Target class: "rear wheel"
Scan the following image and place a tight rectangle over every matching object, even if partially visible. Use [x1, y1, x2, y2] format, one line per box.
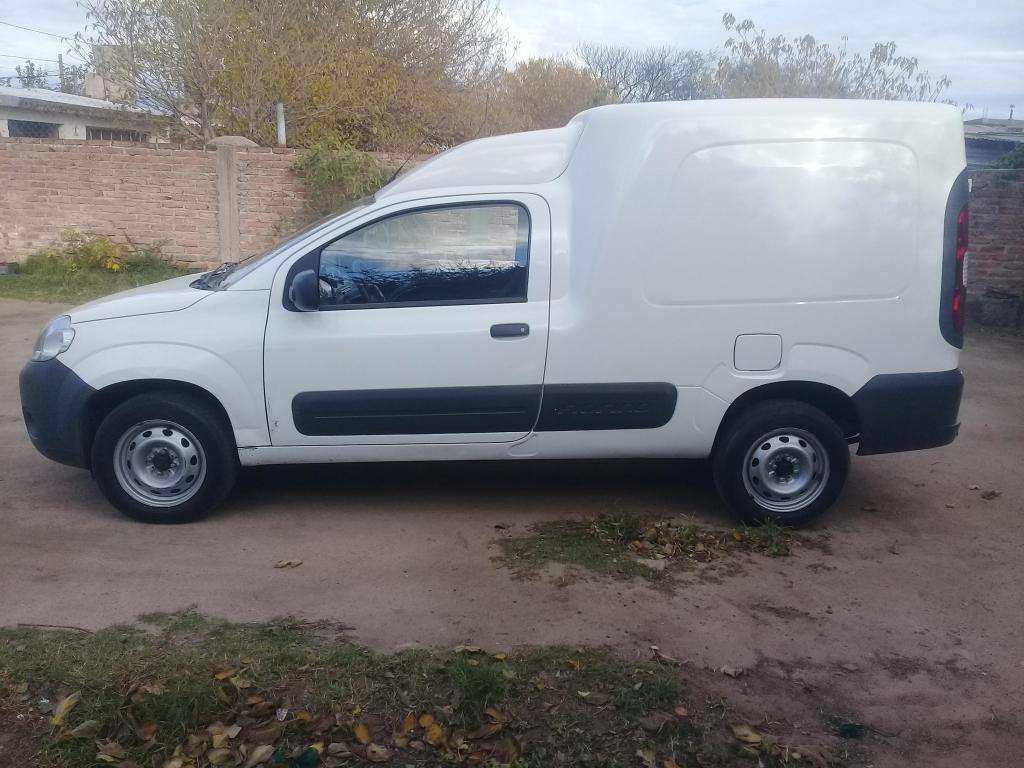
[91, 391, 237, 524]
[713, 400, 849, 527]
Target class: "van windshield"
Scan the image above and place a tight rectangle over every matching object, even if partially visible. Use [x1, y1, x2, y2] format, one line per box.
[194, 197, 376, 290]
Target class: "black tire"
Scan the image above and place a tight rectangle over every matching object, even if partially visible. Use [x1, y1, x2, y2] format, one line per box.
[91, 391, 238, 524]
[712, 399, 849, 527]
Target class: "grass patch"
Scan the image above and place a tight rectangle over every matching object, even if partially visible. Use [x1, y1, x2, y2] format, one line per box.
[0, 232, 192, 304]
[0, 612, 828, 768]
[494, 515, 807, 582]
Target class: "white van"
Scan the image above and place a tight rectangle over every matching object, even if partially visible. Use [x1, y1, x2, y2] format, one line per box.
[20, 100, 967, 526]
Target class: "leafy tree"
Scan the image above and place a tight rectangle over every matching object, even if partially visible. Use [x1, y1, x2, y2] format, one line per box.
[576, 43, 715, 102]
[487, 57, 612, 133]
[15, 61, 51, 89]
[991, 144, 1024, 169]
[57, 60, 88, 95]
[713, 13, 951, 100]
[78, 0, 510, 147]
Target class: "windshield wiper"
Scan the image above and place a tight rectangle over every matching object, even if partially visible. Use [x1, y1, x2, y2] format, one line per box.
[191, 261, 236, 290]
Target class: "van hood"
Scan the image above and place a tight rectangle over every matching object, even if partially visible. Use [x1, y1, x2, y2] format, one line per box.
[69, 273, 212, 323]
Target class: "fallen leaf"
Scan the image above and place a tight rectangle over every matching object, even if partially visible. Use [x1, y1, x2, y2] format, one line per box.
[207, 748, 231, 765]
[663, 761, 683, 768]
[418, 713, 435, 729]
[161, 759, 184, 768]
[366, 744, 391, 762]
[96, 740, 127, 760]
[214, 669, 238, 681]
[248, 722, 284, 744]
[424, 722, 445, 746]
[274, 559, 303, 568]
[453, 645, 481, 654]
[401, 711, 416, 733]
[636, 747, 657, 768]
[968, 484, 980, 491]
[468, 722, 502, 740]
[731, 724, 762, 744]
[327, 742, 351, 756]
[672, 706, 688, 719]
[484, 707, 509, 723]
[354, 723, 372, 745]
[244, 744, 275, 767]
[492, 652, 507, 661]
[981, 490, 1002, 500]
[226, 724, 242, 739]
[211, 733, 228, 749]
[50, 691, 81, 726]
[582, 691, 610, 707]
[69, 720, 101, 738]
[638, 712, 673, 733]
[650, 646, 680, 665]
[720, 666, 743, 678]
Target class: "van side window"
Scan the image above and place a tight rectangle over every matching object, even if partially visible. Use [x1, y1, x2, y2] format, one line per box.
[318, 203, 529, 308]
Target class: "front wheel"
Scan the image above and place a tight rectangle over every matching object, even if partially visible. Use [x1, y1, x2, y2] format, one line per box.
[712, 400, 849, 527]
[91, 391, 238, 524]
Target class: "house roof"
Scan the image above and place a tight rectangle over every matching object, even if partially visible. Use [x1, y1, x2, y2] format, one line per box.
[0, 85, 163, 121]
[963, 117, 1024, 144]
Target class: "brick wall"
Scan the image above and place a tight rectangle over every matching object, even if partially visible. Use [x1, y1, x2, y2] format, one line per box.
[969, 169, 1024, 327]
[0, 137, 309, 267]
[236, 147, 308, 259]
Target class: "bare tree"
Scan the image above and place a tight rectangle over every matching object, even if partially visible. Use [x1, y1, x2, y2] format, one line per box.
[713, 13, 951, 101]
[576, 43, 715, 102]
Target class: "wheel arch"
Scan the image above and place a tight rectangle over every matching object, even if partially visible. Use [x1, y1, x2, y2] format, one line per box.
[80, 379, 236, 467]
[713, 380, 860, 456]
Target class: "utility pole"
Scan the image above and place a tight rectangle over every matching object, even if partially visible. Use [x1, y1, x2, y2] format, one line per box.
[57, 54, 65, 93]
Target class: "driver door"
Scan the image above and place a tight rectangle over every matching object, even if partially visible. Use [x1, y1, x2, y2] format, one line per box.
[263, 193, 551, 446]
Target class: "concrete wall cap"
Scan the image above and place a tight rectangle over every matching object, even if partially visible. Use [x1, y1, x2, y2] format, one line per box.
[208, 136, 259, 147]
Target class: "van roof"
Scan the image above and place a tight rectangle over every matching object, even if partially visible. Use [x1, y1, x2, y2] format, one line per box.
[382, 99, 961, 197]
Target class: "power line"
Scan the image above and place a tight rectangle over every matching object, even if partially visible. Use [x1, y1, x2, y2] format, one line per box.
[0, 52, 61, 62]
[0, 19, 71, 39]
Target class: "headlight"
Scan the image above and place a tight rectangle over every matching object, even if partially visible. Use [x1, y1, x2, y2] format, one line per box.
[31, 315, 75, 362]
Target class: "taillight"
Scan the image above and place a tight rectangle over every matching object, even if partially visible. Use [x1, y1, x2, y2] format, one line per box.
[952, 204, 968, 333]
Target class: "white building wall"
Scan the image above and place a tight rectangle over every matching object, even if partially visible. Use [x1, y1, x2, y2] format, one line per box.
[0, 106, 155, 140]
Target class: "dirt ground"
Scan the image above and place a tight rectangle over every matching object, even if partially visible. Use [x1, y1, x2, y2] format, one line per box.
[1, 297, 1022, 767]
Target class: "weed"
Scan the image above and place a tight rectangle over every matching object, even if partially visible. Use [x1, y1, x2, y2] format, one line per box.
[494, 514, 809, 583]
[0, 231, 191, 304]
[0, 613, 826, 768]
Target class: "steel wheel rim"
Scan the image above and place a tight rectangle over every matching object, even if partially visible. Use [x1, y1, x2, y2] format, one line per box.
[742, 428, 830, 513]
[113, 420, 206, 507]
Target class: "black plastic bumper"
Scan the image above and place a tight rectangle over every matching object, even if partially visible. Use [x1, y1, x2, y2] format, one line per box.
[19, 357, 95, 468]
[852, 369, 964, 456]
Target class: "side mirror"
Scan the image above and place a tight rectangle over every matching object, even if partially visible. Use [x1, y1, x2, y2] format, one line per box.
[289, 268, 319, 312]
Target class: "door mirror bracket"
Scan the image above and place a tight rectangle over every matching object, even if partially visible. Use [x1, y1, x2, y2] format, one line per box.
[289, 269, 319, 312]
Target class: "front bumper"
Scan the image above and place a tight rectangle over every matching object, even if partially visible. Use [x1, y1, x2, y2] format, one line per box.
[852, 369, 964, 456]
[19, 357, 96, 468]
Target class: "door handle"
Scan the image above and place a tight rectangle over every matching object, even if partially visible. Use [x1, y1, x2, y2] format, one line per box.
[490, 323, 530, 339]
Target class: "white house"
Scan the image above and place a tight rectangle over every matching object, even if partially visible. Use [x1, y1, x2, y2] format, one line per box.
[0, 86, 164, 142]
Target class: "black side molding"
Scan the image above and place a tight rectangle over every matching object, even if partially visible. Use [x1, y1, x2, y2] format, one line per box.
[291, 382, 678, 436]
[537, 383, 678, 431]
[852, 369, 964, 455]
[293, 385, 542, 436]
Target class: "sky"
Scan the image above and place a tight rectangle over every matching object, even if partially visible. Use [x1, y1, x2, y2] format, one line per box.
[1, 0, 1021, 118]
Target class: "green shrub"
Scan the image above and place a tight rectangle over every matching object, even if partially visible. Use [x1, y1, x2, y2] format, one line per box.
[991, 143, 1024, 169]
[1, 231, 189, 303]
[20, 231, 167, 276]
[292, 143, 396, 220]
